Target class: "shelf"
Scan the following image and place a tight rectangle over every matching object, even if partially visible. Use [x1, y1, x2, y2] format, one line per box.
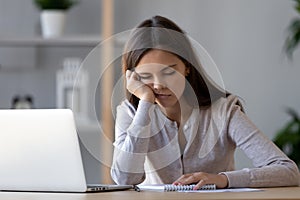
[0, 35, 126, 47]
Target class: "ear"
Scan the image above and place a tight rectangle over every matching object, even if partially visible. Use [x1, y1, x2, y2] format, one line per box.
[185, 67, 190, 76]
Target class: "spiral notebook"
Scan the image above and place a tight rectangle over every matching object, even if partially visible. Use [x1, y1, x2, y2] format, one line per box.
[137, 184, 216, 192]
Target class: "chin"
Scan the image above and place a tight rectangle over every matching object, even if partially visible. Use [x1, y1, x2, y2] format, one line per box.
[156, 99, 178, 109]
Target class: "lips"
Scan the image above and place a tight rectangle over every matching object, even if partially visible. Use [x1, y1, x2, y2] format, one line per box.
[155, 93, 171, 99]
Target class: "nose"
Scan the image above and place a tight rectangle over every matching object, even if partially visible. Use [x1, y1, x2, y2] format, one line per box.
[152, 76, 166, 90]
[153, 83, 164, 90]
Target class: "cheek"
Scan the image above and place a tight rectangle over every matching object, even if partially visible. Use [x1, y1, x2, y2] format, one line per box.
[166, 75, 186, 97]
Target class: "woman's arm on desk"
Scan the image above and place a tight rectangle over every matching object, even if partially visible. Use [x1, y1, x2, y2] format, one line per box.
[220, 104, 300, 188]
[173, 102, 300, 188]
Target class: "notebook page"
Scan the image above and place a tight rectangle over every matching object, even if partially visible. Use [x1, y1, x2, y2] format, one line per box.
[178, 188, 263, 193]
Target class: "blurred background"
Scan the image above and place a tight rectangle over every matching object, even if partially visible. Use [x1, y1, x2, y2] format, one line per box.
[0, 0, 299, 183]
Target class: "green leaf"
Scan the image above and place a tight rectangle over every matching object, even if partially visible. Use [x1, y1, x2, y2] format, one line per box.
[284, 0, 300, 58]
[33, 0, 78, 10]
[284, 18, 300, 58]
[274, 108, 300, 167]
[286, 107, 300, 122]
[294, 0, 300, 14]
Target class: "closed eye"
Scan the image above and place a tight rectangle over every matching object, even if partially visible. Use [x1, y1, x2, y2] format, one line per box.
[138, 73, 152, 79]
[162, 64, 177, 75]
[162, 69, 176, 75]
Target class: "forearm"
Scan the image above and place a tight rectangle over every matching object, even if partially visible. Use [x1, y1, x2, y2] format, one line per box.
[111, 126, 150, 185]
[222, 162, 300, 188]
[111, 146, 147, 185]
[111, 100, 156, 184]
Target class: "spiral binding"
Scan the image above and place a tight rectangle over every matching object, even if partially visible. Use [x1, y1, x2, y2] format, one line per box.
[164, 184, 216, 191]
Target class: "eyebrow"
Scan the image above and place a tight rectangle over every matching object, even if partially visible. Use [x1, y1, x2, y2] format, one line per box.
[162, 64, 177, 69]
[167, 64, 177, 68]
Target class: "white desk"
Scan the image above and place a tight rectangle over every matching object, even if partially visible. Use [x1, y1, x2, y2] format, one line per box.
[0, 187, 299, 200]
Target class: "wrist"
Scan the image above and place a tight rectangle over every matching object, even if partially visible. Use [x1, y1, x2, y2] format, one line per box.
[141, 93, 155, 103]
[218, 174, 228, 188]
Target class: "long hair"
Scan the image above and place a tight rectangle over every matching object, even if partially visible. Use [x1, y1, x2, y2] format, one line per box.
[122, 15, 229, 109]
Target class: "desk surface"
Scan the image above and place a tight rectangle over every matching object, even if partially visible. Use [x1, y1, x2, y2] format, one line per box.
[0, 187, 299, 200]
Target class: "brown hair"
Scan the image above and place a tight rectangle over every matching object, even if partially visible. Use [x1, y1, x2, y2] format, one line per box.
[122, 15, 229, 109]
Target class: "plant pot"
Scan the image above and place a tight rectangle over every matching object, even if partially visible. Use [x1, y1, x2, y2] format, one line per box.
[40, 10, 66, 38]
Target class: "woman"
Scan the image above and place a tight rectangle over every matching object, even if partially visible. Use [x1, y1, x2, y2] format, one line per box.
[111, 15, 299, 189]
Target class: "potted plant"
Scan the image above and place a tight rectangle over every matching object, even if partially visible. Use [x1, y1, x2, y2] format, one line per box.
[284, 0, 300, 59]
[275, 0, 300, 169]
[33, 0, 78, 38]
[274, 108, 300, 168]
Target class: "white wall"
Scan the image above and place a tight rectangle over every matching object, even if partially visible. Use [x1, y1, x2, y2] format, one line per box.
[0, 0, 299, 171]
[114, 0, 300, 168]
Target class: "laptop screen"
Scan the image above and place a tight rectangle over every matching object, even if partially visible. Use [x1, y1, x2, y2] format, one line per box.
[0, 109, 88, 192]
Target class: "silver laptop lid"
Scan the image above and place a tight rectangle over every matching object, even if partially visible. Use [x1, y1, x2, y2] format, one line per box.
[0, 109, 87, 192]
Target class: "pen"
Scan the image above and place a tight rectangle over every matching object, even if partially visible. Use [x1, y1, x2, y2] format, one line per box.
[133, 185, 141, 192]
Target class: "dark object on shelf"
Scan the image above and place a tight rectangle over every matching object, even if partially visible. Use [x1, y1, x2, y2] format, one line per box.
[11, 95, 34, 109]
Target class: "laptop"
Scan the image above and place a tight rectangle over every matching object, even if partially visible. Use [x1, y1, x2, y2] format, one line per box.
[0, 109, 133, 193]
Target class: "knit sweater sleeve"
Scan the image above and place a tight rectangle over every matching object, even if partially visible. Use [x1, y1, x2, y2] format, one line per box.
[221, 96, 300, 188]
[111, 100, 156, 185]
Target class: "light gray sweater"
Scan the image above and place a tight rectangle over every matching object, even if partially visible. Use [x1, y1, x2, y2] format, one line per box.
[111, 95, 300, 187]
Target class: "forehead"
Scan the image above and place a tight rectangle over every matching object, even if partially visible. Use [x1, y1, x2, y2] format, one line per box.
[138, 49, 182, 66]
[136, 49, 185, 72]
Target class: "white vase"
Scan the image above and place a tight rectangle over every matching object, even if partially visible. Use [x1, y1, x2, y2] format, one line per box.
[40, 10, 66, 38]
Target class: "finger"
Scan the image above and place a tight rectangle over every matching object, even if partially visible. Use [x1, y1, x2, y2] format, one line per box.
[173, 174, 197, 185]
[126, 70, 141, 82]
[136, 73, 141, 81]
[172, 175, 185, 185]
[172, 181, 182, 186]
[193, 179, 206, 190]
[132, 72, 141, 81]
[125, 70, 132, 78]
